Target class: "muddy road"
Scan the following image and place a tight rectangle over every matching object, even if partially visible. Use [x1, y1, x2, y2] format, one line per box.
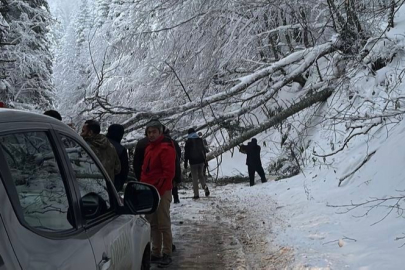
[152, 183, 293, 269]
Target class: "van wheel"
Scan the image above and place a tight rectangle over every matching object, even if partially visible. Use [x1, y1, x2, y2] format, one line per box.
[141, 245, 151, 270]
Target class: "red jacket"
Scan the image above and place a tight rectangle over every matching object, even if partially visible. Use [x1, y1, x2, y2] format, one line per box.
[141, 135, 176, 196]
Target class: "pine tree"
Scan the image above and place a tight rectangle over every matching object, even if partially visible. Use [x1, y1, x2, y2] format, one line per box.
[96, 0, 110, 27]
[75, 0, 91, 49]
[0, 1, 11, 101]
[0, 0, 53, 109]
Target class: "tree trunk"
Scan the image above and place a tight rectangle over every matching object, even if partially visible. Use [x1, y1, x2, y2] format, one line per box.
[388, 0, 396, 28]
[281, 9, 294, 52]
[346, 0, 363, 36]
[206, 88, 333, 161]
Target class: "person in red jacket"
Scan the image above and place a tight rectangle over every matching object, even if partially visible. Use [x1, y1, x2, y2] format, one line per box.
[141, 119, 176, 267]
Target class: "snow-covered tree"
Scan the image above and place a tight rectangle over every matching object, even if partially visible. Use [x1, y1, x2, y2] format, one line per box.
[0, 2, 10, 99]
[95, 0, 109, 27]
[51, 0, 405, 172]
[0, 0, 53, 109]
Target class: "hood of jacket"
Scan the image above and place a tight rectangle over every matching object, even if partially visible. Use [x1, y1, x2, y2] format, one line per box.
[187, 132, 199, 139]
[107, 124, 124, 143]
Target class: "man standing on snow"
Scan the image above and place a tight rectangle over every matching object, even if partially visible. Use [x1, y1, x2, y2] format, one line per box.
[81, 120, 121, 182]
[141, 119, 176, 267]
[106, 124, 129, 191]
[184, 128, 210, 199]
[240, 138, 267, 186]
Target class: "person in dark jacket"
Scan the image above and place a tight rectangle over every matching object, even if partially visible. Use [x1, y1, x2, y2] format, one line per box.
[240, 138, 267, 186]
[164, 128, 182, 204]
[133, 136, 149, 181]
[184, 128, 210, 199]
[107, 124, 129, 191]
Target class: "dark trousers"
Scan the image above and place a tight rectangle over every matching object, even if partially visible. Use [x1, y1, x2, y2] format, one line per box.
[248, 165, 266, 186]
[172, 185, 179, 200]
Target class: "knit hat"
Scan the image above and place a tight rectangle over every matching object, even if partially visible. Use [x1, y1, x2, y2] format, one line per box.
[107, 124, 125, 143]
[145, 119, 163, 133]
[44, 110, 62, 121]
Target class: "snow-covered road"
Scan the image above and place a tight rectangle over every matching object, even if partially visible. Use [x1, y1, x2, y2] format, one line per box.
[152, 181, 293, 269]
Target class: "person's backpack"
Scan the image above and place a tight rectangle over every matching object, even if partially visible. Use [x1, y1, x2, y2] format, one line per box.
[189, 139, 205, 161]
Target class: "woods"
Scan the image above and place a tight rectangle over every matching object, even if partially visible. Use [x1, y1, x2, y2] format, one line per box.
[2, 0, 405, 174]
[0, 0, 53, 109]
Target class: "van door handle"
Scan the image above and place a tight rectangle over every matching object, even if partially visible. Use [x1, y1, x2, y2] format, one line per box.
[98, 254, 111, 270]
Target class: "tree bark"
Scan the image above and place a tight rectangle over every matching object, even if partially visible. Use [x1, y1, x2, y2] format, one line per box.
[206, 87, 333, 161]
[388, 0, 396, 28]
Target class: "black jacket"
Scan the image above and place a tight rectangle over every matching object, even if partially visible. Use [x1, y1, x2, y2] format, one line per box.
[168, 136, 182, 183]
[132, 137, 149, 181]
[240, 141, 262, 167]
[107, 138, 129, 190]
[184, 136, 206, 166]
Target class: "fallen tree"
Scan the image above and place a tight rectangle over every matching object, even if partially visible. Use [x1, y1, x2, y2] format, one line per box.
[122, 40, 338, 132]
[206, 87, 334, 161]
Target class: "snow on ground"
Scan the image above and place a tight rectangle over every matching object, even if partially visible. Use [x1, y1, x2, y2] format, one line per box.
[170, 182, 293, 269]
[203, 118, 405, 269]
[199, 9, 405, 269]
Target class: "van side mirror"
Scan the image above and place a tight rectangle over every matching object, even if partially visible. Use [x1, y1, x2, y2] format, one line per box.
[123, 182, 160, 215]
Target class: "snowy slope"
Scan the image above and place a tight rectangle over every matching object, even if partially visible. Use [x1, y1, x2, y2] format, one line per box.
[212, 6, 405, 269]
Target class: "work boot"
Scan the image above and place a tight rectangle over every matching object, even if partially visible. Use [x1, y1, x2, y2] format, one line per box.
[204, 186, 210, 197]
[158, 254, 172, 268]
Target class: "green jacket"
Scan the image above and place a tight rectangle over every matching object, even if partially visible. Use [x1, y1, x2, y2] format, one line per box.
[86, 134, 121, 181]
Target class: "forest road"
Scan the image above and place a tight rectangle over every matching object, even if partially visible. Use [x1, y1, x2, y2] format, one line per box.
[151, 182, 293, 269]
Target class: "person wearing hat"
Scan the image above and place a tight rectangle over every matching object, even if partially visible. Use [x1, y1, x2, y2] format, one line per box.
[141, 119, 176, 267]
[107, 124, 129, 191]
[239, 138, 267, 186]
[44, 110, 62, 121]
[184, 128, 210, 199]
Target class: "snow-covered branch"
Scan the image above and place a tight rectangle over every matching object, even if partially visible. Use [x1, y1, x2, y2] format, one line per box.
[123, 40, 339, 131]
[207, 87, 333, 161]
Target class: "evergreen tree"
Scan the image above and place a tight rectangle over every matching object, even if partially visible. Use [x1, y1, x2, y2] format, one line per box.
[0, 2, 10, 101]
[0, 0, 53, 109]
[95, 0, 110, 27]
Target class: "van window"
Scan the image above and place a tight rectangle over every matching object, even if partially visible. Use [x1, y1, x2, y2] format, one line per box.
[0, 132, 74, 232]
[60, 135, 112, 218]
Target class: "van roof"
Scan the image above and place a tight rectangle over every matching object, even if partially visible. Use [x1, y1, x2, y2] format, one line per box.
[0, 109, 68, 129]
